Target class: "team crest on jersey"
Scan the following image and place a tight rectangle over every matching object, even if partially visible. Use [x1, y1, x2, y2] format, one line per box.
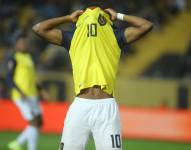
[98, 14, 107, 26]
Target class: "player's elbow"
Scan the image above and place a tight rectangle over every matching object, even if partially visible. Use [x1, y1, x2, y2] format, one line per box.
[32, 23, 46, 36]
[142, 21, 153, 33]
[32, 23, 40, 33]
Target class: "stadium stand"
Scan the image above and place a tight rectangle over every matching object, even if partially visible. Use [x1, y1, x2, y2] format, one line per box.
[0, 0, 190, 102]
[119, 10, 191, 77]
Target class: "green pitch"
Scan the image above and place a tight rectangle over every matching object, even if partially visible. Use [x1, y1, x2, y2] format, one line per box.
[0, 132, 191, 150]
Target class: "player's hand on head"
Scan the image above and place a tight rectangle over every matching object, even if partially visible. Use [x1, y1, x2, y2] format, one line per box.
[70, 10, 84, 23]
[104, 8, 117, 21]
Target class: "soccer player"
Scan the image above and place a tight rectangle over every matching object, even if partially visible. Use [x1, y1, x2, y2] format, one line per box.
[7, 32, 43, 150]
[33, 7, 153, 150]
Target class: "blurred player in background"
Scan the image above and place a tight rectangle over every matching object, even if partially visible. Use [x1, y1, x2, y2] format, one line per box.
[7, 32, 43, 150]
[33, 6, 153, 150]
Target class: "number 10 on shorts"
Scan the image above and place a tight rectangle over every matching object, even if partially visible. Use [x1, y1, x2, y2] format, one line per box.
[111, 134, 121, 148]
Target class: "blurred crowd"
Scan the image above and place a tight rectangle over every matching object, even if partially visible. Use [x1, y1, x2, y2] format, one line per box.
[0, 0, 189, 45]
[0, 0, 190, 99]
[144, 38, 191, 79]
[0, 0, 189, 58]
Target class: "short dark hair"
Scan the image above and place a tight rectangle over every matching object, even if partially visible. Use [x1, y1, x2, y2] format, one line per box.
[12, 30, 27, 46]
[82, 0, 110, 9]
[15, 31, 27, 42]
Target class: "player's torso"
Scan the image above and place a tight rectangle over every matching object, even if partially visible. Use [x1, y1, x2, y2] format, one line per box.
[12, 52, 37, 100]
[69, 7, 121, 96]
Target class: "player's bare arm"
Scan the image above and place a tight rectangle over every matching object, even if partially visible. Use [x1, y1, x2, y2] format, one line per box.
[32, 10, 83, 45]
[105, 8, 153, 43]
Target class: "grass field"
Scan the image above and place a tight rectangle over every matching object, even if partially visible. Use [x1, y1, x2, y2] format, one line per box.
[0, 132, 191, 150]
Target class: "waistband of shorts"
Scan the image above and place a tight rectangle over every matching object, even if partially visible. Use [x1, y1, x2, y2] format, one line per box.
[74, 97, 116, 104]
[13, 96, 38, 101]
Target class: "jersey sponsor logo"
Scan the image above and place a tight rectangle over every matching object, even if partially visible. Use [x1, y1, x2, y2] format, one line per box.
[98, 14, 107, 26]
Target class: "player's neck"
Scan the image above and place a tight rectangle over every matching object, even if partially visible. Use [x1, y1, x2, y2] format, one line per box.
[88, 6, 98, 10]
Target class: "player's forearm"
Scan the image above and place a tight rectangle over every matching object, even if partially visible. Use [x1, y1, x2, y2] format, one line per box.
[123, 15, 153, 30]
[32, 15, 72, 45]
[32, 15, 72, 34]
[120, 14, 153, 43]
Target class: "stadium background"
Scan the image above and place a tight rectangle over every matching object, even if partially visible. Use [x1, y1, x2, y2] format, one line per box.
[0, 0, 191, 149]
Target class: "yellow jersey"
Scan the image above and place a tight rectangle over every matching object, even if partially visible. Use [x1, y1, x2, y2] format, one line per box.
[69, 7, 122, 96]
[9, 52, 38, 100]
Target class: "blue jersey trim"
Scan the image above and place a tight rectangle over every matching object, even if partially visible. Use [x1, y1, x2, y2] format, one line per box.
[61, 28, 127, 50]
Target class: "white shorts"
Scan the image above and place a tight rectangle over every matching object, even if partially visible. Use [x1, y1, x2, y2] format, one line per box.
[61, 97, 122, 150]
[14, 96, 42, 121]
